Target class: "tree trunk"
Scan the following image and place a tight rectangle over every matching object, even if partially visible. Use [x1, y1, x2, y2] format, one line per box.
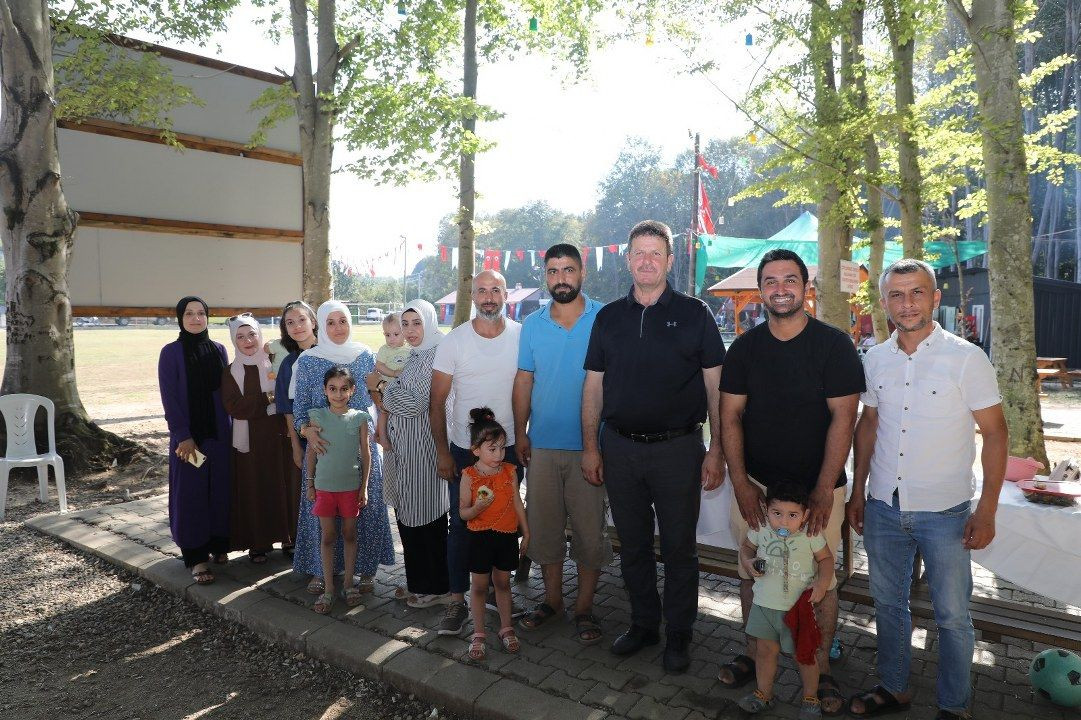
[0, 0, 141, 475]
[811, 0, 854, 331]
[882, 0, 923, 258]
[290, 0, 333, 305]
[951, 0, 1048, 465]
[850, 0, 889, 340]
[452, 0, 478, 328]
[1074, 0, 1081, 281]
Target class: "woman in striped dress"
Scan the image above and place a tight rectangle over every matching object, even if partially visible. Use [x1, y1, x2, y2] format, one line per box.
[368, 299, 450, 607]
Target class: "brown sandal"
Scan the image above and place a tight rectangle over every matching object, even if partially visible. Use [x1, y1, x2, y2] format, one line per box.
[499, 627, 520, 653]
[467, 633, 487, 661]
[191, 568, 215, 585]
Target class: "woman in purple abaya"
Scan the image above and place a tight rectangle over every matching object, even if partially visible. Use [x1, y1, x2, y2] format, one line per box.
[158, 296, 231, 584]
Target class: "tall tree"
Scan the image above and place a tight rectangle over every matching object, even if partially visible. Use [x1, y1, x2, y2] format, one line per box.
[947, 0, 1047, 464]
[452, 0, 479, 327]
[0, 1, 234, 474]
[881, 0, 927, 257]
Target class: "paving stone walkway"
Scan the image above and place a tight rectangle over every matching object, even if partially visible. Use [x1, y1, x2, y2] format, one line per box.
[29, 496, 1075, 720]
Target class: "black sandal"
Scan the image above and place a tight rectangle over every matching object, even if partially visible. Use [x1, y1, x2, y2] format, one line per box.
[518, 603, 559, 631]
[847, 685, 911, 717]
[817, 673, 846, 716]
[574, 613, 603, 646]
[717, 654, 756, 688]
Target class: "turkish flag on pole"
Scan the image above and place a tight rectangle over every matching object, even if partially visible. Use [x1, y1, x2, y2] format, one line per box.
[697, 153, 719, 179]
[699, 183, 715, 234]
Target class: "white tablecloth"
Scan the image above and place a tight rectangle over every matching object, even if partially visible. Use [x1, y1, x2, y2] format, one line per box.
[972, 481, 1081, 608]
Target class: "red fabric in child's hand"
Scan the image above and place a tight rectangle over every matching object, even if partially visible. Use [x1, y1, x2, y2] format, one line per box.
[783, 588, 822, 665]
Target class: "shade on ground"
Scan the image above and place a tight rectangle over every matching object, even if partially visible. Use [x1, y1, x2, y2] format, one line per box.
[694, 211, 988, 290]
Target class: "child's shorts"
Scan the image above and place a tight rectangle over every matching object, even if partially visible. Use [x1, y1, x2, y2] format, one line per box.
[468, 529, 519, 573]
[312, 489, 360, 518]
[746, 603, 795, 655]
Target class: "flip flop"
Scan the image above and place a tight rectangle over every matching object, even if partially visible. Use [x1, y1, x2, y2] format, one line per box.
[717, 654, 756, 688]
[518, 602, 560, 631]
[191, 568, 215, 585]
[847, 685, 911, 718]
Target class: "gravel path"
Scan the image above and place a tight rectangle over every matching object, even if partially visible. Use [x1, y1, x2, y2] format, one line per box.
[1, 487, 460, 720]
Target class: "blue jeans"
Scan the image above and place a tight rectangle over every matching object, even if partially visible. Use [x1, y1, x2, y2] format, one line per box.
[864, 494, 975, 713]
[447, 443, 523, 594]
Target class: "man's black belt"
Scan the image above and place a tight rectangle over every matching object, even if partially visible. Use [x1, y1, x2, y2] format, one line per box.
[611, 423, 702, 444]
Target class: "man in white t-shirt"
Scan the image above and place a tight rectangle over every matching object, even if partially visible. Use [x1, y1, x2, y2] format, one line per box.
[430, 268, 523, 635]
[846, 258, 1008, 720]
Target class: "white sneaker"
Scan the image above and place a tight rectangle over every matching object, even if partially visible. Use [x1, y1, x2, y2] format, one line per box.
[407, 593, 452, 609]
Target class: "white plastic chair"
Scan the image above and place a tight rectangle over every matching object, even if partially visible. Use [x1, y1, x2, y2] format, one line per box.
[0, 394, 67, 520]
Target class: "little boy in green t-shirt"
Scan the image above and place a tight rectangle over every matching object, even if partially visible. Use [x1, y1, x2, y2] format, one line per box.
[738, 483, 834, 719]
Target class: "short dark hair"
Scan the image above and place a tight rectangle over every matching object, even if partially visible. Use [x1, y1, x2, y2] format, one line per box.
[544, 243, 582, 266]
[628, 220, 673, 255]
[323, 365, 356, 388]
[757, 249, 809, 287]
[879, 258, 936, 297]
[468, 406, 507, 448]
[766, 482, 809, 509]
[279, 300, 318, 354]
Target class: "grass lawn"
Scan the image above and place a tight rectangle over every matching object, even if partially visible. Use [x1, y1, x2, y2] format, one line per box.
[0, 325, 390, 422]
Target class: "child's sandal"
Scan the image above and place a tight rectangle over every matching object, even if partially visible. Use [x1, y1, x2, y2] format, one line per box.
[343, 585, 364, 608]
[313, 593, 334, 615]
[737, 689, 775, 714]
[498, 627, 520, 653]
[467, 633, 487, 661]
[356, 575, 375, 593]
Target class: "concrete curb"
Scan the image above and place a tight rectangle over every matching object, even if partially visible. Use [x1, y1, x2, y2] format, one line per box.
[28, 512, 617, 720]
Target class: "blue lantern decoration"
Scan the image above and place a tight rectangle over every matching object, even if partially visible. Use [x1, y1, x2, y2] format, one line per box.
[397, 1, 407, 15]
[745, 33, 753, 46]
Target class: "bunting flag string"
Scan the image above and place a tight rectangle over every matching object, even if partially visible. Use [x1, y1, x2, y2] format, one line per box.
[343, 243, 631, 278]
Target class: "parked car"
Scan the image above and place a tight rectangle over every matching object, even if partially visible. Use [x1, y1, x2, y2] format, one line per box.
[365, 308, 385, 322]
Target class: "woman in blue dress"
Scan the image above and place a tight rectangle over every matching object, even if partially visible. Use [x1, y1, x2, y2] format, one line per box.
[289, 300, 394, 594]
[273, 300, 319, 559]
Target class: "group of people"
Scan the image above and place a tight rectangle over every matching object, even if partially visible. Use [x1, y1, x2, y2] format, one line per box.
[159, 219, 1007, 720]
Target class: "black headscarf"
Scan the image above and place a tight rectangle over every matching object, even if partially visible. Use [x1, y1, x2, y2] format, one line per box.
[176, 296, 225, 444]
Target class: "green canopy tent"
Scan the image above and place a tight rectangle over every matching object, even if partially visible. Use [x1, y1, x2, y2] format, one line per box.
[694, 211, 988, 292]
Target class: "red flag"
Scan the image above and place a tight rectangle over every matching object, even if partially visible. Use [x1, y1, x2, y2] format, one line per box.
[484, 249, 501, 271]
[699, 183, 715, 234]
[515, 249, 525, 261]
[417, 242, 423, 251]
[607, 244, 618, 253]
[582, 246, 591, 259]
[697, 153, 719, 180]
[439, 245, 448, 262]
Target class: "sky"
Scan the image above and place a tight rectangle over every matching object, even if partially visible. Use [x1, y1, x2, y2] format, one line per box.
[150, 6, 755, 276]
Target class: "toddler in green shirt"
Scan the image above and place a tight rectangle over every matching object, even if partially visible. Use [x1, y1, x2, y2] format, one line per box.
[738, 483, 834, 719]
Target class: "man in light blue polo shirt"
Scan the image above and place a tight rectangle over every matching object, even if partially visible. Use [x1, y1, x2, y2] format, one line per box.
[513, 243, 612, 645]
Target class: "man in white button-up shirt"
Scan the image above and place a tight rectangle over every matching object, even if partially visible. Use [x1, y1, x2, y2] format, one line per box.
[846, 259, 1008, 720]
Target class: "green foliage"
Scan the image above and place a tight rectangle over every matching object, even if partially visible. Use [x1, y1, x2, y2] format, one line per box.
[51, 2, 242, 139]
[331, 259, 403, 303]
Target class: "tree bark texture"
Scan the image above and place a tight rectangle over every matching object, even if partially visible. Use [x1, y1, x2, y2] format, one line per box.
[849, 0, 889, 340]
[452, 0, 478, 328]
[882, 0, 924, 258]
[0, 0, 140, 474]
[290, 0, 333, 306]
[952, 0, 1047, 464]
[811, 0, 854, 331]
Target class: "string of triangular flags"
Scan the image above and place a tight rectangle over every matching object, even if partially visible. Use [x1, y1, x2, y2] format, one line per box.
[437, 244, 630, 272]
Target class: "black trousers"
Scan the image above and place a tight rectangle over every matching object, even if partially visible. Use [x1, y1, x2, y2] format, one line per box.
[180, 535, 229, 568]
[398, 513, 450, 596]
[601, 426, 703, 635]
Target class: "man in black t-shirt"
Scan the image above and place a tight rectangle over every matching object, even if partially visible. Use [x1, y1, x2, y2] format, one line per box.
[717, 249, 865, 714]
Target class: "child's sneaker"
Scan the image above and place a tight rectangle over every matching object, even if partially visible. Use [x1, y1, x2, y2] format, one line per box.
[798, 695, 822, 719]
[737, 689, 774, 714]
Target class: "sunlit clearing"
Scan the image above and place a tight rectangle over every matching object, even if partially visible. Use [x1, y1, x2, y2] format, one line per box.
[318, 698, 354, 720]
[123, 628, 203, 662]
[182, 691, 238, 720]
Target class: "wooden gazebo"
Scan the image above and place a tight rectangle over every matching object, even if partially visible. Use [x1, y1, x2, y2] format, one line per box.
[706, 264, 868, 337]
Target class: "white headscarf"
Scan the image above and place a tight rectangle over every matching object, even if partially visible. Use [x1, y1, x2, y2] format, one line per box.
[402, 299, 443, 353]
[227, 315, 275, 453]
[288, 300, 369, 398]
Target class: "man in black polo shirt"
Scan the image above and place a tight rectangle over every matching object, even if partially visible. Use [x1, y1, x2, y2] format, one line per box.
[582, 219, 726, 674]
[718, 249, 864, 714]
